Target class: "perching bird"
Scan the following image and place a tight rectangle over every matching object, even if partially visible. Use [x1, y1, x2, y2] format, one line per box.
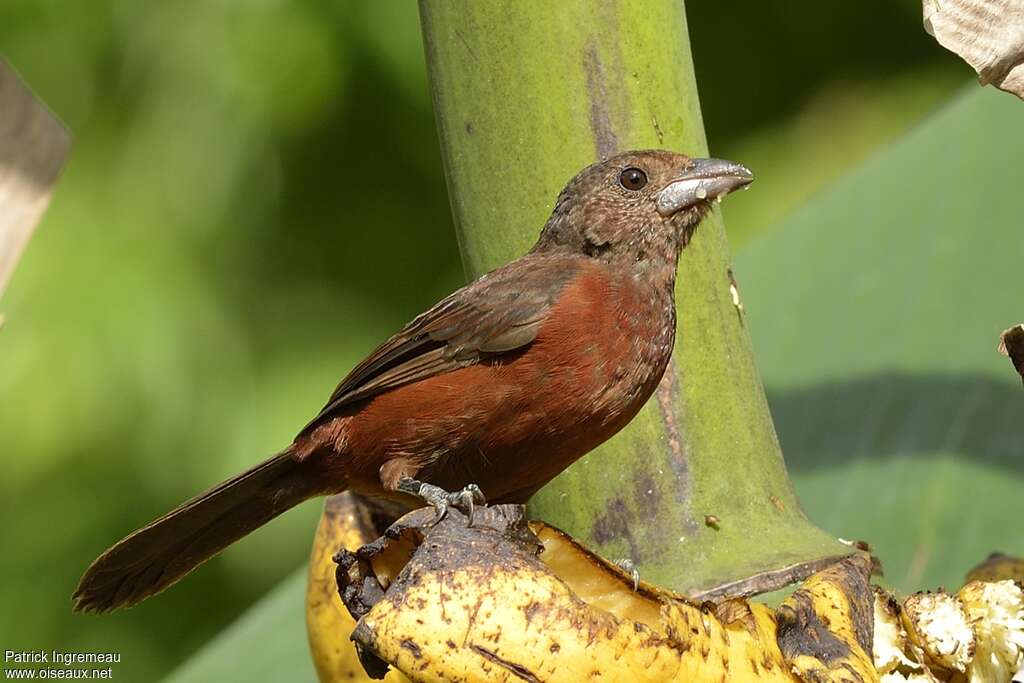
[73, 149, 752, 613]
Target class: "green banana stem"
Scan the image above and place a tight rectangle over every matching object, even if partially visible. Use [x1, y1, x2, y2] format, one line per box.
[417, 0, 845, 595]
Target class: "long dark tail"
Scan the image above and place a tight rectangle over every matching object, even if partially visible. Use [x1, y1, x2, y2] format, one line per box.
[73, 450, 321, 613]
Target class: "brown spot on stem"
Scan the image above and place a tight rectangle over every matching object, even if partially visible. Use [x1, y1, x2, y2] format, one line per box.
[655, 358, 690, 504]
[453, 28, 477, 62]
[591, 497, 642, 561]
[583, 42, 618, 159]
[634, 472, 661, 509]
[652, 115, 665, 145]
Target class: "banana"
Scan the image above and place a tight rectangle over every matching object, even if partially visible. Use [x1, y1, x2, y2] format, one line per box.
[775, 557, 878, 681]
[869, 566, 1024, 683]
[872, 587, 918, 675]
[902, 589, 975, 674]
[308, 499, 1023, 683]
[958, 580, 1024, 683]
[306, 493, 410, 683]
[330, 504, 877, 682]
[967, 553, 1024, 585]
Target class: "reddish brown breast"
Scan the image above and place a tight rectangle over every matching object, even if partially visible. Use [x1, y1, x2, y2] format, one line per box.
[315, 259, 676, 504]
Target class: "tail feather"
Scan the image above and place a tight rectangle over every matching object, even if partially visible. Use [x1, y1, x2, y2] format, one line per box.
[73, 450, 318, 613]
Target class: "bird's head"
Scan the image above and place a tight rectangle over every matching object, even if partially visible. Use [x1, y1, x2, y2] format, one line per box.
[535, 149, 752, 262]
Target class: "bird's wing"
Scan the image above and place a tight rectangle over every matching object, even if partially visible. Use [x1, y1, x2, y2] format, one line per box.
[299, 255, 580, 433]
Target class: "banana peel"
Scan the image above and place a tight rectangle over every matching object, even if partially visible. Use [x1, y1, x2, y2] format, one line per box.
[901, 589, 975, 674]
[306, 493, 411, 683]
[869, 558, 1024, 683]
[309, 500, 1023, 682]
[311, 499, 1024, 679]
[329, 504, 878, 682]
[967, 553, 1024, 585]
[776, 557, 877, 681]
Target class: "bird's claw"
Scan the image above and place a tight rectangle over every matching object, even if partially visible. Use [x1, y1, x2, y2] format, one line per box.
[397, 478, 486, 526]
[421, 482, 486, 526]
[613, 558, 641, 591]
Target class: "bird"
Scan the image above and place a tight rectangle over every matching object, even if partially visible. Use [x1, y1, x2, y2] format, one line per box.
[73, 149, 753, 613]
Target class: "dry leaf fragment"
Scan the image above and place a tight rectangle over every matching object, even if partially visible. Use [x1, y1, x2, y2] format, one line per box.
[0, 59, 70, 301]
[923, 0, 1024, 99]
[999, 325, 1024, 384]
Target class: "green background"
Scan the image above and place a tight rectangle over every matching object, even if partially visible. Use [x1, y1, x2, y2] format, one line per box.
[3, 2, 1017, 682]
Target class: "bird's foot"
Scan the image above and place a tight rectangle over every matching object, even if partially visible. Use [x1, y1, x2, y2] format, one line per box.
[613, 558, 641, 591]
[396, 478, 486, 526]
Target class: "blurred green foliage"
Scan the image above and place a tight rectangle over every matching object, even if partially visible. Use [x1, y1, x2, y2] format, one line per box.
[0, 1, 967, 680]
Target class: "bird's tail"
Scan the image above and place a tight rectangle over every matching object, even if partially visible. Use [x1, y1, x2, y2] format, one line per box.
[73, 450, 322, 613]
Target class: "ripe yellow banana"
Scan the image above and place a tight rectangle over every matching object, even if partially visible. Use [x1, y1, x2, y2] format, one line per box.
[329, 505, 877, 682]
[308, 501, 1023, 683]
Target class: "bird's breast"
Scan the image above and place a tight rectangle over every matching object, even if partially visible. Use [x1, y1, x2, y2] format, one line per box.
[444, 260, 677, 501]
[325, 260, 678, 503]
[527, 261, 676, 425]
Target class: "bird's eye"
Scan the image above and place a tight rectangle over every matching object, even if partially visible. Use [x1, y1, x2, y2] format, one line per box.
[619, 167, 648, 191]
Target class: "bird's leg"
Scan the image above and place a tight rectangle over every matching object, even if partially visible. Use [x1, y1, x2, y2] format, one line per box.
[395, 478, 486, 526]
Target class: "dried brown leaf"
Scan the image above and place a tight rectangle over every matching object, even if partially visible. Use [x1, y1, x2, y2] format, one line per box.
[0, 59, 70, 301]
[999, 324, 1024, 384]
[923, 0, 1024, 99]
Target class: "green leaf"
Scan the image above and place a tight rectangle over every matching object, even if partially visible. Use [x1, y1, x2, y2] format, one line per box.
[166, 85, 1024, 678]
[161, 570, 312, 683]
[736, 85, 1024, 593]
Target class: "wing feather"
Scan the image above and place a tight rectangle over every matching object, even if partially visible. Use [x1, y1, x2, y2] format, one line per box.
[299, 256, 580, 433]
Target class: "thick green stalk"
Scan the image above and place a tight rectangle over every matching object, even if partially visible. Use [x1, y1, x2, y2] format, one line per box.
[418, 0, 844, 595]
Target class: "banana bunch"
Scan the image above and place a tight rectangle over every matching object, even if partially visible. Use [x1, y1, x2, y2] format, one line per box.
[307, 497, 1024, 683]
